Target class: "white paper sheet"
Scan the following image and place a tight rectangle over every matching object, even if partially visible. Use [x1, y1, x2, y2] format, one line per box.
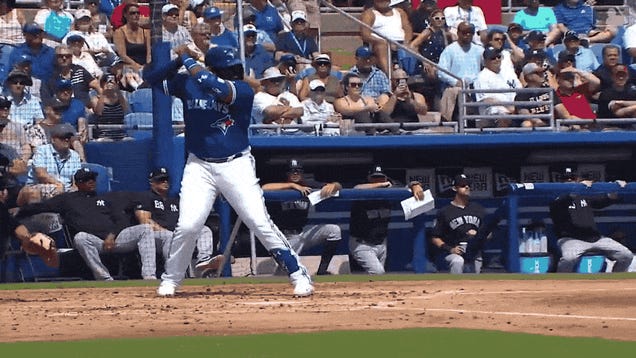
[401, 189, 435, 220]
[308, 190, 340, 206]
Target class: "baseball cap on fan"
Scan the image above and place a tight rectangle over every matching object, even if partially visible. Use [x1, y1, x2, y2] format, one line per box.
[74, 167, 98, 183]
[291, 10, 307, 23]
[162, 4, 179, 14]
[368, 165, 387, 179]
[287, 159, 303, 173]
[309, 79, 325, 91]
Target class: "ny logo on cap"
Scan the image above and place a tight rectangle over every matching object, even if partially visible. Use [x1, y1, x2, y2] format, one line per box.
[290, 159, 300, 167]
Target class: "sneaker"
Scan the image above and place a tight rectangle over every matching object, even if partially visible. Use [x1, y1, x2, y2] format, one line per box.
[195, 254, 225, 271]
[157, 281, 178, 297]
[290, 270, 314, 297]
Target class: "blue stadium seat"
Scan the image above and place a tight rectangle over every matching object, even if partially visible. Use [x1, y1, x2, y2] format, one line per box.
[589, 43, 620, 66]
[128, 88, 153, 113]
[124, 112, 153, 140]
[81, 162, 112, 194]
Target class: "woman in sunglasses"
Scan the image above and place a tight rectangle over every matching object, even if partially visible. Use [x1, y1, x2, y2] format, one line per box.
[334, 73, 391, 135]
[113, 3, 151, 74]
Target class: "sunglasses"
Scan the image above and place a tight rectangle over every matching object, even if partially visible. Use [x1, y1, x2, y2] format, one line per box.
[269, 77, 285, 84]
[489, 55, 502, 60]
[165, 12, 179, 17]
[128, 10, 140, 15]
[492, 37, 505, 42]
[315, 62, 330, 66]
[460, 31, 475, 35]
[348, 82, 362, 88]
[432, 16, 445, 21]
[10, 80, 26, 85]
[57, 54, 72, 59]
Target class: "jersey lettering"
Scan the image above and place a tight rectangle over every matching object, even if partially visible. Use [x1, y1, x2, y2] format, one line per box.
[154, 200, 165, 211]
[170, 204, 178, 212]
[186, 98, 230, 114]
[449, 215, 481, 230]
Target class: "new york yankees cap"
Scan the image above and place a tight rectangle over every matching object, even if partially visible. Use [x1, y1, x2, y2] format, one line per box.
[452, 174, 471, 187]
[149, 167, 170, 181]
[74, 167, 98, 182]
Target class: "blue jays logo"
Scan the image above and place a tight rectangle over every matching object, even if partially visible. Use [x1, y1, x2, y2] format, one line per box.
[211, 114, 235, 135]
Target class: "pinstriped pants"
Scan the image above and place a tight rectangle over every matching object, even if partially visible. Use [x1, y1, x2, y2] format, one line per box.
[557, 236, 634, 272]
[154, 226, 214, 262]
[74, 224, 156, 280]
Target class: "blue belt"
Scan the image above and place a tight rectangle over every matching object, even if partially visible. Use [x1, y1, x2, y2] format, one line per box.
[199, 152, 245, 163]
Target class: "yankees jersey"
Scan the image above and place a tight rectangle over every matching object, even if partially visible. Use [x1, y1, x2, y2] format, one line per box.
[549, 193, 619, 242]
[431, 201, 485, 246]
[266, 179, 324, 232]
[18, 191, 126, 240]
[165, 72, 254, 159]
[135, 191, 180, 231]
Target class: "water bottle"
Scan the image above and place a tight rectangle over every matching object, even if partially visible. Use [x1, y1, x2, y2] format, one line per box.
[519, 227, 527, 254]
[533, 230, 542, 253]
[539, 229, 548, 253]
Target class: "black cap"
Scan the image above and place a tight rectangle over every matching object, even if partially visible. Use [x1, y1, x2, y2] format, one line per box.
[46, 98, 70, 112]
[6, 69, 33, 86]
[0, 95, 11, 109]
[452, 174, 471, 187]
[100, 73, 117, 84]
[526, 30, 546, 42]
[148, 167, 170, 181]
[563, 31, 580, 42]
[561, 167, 577, 181]
[525, 48, 546, 59]
[50, 123, 76, 138]
[287, 159, 303, 172]
[483, 46, 502, 60]
[368, 165, 387, 178]
[74, 167, 98, 182]
[557, 51, 575, 64]
[507, 23, 523, 32]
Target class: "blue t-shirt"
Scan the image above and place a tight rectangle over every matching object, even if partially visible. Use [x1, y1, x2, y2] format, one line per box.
[7, 43, 56, 82]
[211, 29, 239, 49]
[62, 98, 86, 128]
[245, 44, 274, 79]
[513, 7, 557, 33]
[554, 1, 596, 35]
[251, 4, 283, 41]
[275, 32, 318, 59]
[166, 73, 254, 159]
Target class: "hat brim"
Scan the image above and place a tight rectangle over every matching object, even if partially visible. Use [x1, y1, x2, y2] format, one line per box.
[150, 175, 170, 181]
[261, 75, 285, 82]
[7, 74, 33, 86]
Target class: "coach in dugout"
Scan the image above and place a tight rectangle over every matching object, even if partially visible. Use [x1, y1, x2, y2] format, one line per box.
[549, 168, 633, 272]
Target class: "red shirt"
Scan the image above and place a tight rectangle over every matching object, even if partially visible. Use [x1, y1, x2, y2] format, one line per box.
[110, 4, 151, 29]
[436, 0, 502, 24]
[556, 88, 596, 120]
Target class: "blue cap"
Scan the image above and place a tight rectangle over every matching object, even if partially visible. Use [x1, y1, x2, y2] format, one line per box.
[56, 78, 73, 90]
[205, 46, 242, 69]
[16, 54, 33, 64]
[355, 46, 373, 58]
[204, 6, 223, 19]
[22, 22, 43, 34]
[280, 53, 296, 66]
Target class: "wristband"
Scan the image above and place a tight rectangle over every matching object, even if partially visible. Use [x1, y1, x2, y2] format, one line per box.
[180, 54, 197, 71]
[440, 243, 452, 253]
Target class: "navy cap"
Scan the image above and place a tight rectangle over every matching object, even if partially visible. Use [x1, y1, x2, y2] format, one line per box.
[525, 48, 546, 59]
[564, 31, 580, 42]
[355, 46, 373, 58]
[16, 53, 33, 64]
[149, 167, 170, 181]
[452, 174, 471, 187]
[280, 53, 297, 66]
[0, 95, 11, 109]
[526, 30, 546, 42]
[557, 51, 575, 63]
[368, 165, 387, 178]
[55, 78, 73, 90]
[287, 159, 303, 172]
[204, 6, 223, 19]
[205, 46, 241, 69]
[507, 23, 523, 32]
[74, 167, 98, 182]
[22, 22, 43, 34]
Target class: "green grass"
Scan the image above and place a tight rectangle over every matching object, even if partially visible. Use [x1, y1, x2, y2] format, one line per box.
[1, 328, 634, 357]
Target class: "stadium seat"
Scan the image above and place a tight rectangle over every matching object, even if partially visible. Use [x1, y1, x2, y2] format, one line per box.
[124, 112, 153, 139]
[129, 88, 153, 113]
[81, 162, 112, 194]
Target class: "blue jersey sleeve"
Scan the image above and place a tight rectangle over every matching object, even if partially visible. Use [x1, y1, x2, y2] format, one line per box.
[193, 70, 233, 103]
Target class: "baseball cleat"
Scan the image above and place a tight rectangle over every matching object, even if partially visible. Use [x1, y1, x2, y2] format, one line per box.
[157, 281, 178, 297]
[290, 269, 314, 297]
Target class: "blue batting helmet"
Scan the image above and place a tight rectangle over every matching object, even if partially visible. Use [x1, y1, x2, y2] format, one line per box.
[205, 46, 242, 69]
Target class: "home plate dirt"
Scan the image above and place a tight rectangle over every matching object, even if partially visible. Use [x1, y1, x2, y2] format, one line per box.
[1, 279, 635, 342]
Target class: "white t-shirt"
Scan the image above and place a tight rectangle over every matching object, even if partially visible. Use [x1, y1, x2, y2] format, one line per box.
[474, 67, 522, 114]
[252, 90, 302, 125]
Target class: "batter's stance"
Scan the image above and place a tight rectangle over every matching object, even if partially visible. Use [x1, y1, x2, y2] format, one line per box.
[143, 45, 314, 297]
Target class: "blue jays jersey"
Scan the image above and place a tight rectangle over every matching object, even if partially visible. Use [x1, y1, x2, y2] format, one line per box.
[166, 73, 254, 159]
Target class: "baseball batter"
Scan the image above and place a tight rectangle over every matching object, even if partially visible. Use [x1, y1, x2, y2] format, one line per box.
[143, 45, 313, 297]
[431, 174, 486, 274]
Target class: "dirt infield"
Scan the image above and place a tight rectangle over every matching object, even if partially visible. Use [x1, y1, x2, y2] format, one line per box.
[1, 278, 635, 342]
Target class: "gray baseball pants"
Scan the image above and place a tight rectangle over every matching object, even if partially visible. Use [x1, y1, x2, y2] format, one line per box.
[349, 237, 386, 275]
[74, 224, 156, 280]
[154, 226, 214, 262]
[557, 236, 634, 272]
[286, 224, 341, 254]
